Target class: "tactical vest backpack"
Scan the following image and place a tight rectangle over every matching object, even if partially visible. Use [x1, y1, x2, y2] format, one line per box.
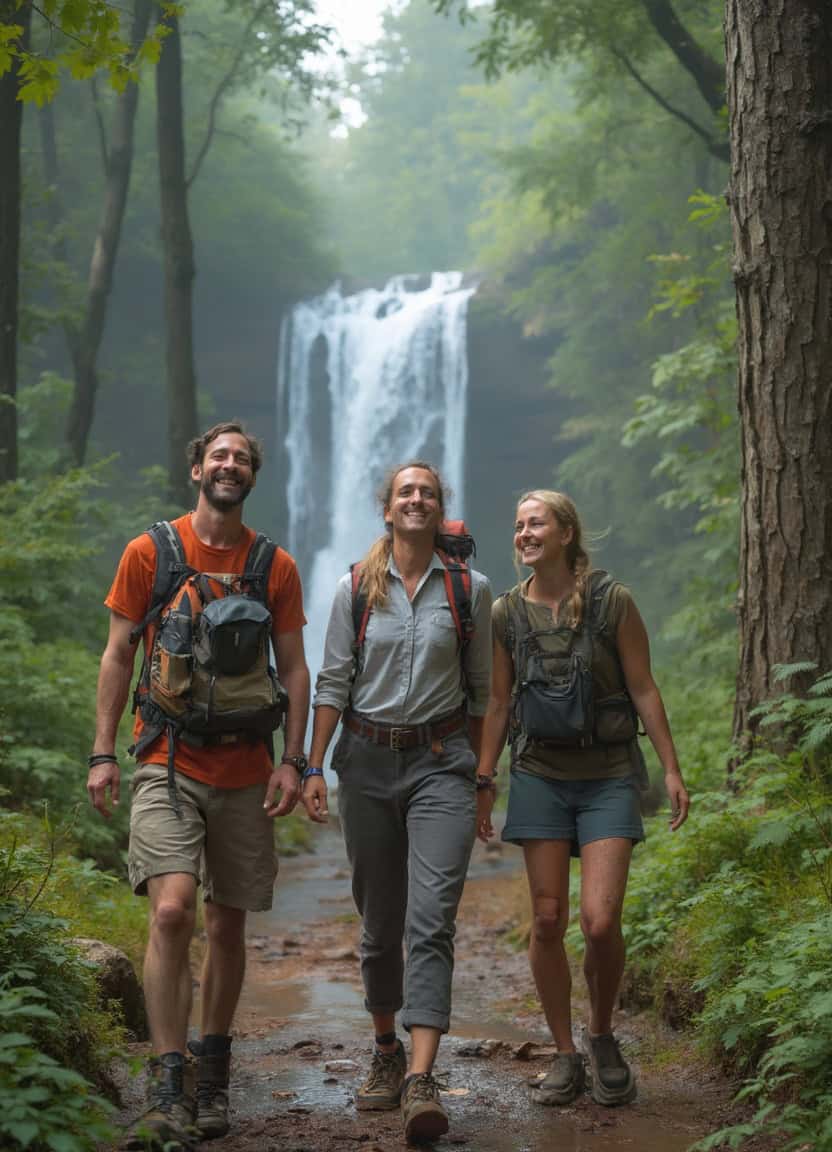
[350, 520, 476, 684]
[503, 570, 639, 749]
[129, 521, 288, 813]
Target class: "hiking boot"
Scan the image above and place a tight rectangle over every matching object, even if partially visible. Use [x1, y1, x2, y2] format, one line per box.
[122, 1052, 198, 1151]
[400, 1073, 449, 1143]
[189, 1034, 231, 1139]
[355, 1040, 407, 1110]
[583, 1030, 637, 1106]
[531, 1051, 586, 1106]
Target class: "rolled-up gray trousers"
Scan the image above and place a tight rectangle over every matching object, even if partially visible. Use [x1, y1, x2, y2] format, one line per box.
[332, 725, 477, 1033]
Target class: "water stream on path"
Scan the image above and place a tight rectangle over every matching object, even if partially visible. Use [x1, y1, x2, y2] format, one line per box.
[198, 825, 711, 1152]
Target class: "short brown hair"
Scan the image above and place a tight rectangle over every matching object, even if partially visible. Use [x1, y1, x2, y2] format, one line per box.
[187, 421, 264, 474]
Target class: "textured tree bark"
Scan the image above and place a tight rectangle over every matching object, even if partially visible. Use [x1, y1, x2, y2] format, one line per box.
[0, 1, 31, 484]
[156, 5, 198, 507]
[62, 0, 153, 466]
[726, 0, 832, 742]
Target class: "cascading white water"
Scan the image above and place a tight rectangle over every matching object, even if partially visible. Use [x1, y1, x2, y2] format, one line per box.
[278, 271, 476, 684]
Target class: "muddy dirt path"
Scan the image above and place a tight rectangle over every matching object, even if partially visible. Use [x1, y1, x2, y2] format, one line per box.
[129, 824, 744, 1151]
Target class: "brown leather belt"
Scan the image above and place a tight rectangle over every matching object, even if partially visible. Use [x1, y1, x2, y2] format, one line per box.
[342, 708, 467, 752]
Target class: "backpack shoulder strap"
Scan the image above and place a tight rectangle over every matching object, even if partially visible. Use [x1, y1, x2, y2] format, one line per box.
[243, 532, 277, 604]
[349, 562, 371, 680]
[435, 551, 474, 649]
[129, 521, 190, 644]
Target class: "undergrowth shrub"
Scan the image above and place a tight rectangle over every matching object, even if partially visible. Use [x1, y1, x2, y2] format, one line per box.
[624, 665, 832, 1152]
[0, 809, 128, 1151]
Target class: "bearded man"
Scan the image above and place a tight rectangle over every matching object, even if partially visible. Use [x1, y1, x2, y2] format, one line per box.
[87, 421, 310, 1150]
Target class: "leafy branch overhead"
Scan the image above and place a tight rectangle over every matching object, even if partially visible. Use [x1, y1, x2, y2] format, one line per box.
[435, 0, 728, 160]
[0, 0, 172, 103]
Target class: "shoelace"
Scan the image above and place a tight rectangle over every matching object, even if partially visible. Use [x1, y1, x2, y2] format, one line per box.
[153, 1067, 184, 1110]
[364, 1049, 402, 1090]
[407, 1074, 446, 1101]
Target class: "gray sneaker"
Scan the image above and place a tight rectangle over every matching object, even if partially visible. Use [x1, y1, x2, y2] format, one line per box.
[189, 1035, 231, 1139]
[122, 1053, 198, 1151]
[400, 1073, 449, 1143]
[355, 1040, 407, 1111]
[584, 1031, 637, 1106]
[531, 1051, 586, 1105]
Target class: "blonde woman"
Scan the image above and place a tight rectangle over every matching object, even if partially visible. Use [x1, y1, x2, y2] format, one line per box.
[476, 490, 689, 1107]
[303, 462, 492, 1143]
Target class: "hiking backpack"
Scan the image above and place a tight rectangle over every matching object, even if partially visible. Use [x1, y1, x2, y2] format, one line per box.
[350, 520, 476, 681]
[128, 521, 288, 810]
[503, 570, 639, 749]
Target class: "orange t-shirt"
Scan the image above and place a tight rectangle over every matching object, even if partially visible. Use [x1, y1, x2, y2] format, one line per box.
[105, 514, 306, 789]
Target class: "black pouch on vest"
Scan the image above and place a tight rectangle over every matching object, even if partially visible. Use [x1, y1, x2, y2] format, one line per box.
[517, 651, 594, 744]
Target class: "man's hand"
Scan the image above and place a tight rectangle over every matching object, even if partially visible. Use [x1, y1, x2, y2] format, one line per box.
[87, 760, 120, 818]
[302, 774, 329, 823]
[263, 763, 301, 818]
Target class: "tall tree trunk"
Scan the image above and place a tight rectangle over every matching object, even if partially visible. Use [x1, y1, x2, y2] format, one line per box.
[726, 0, 832, 744]
[156, 5, 198, 507]
[0, 1, 31, 484]
[60, 0, 153, 465]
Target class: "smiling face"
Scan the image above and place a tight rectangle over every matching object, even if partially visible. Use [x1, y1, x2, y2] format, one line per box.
[383, 466, 444, 539]
[514, 498, 573, 570]
[192, 432, 255, 512]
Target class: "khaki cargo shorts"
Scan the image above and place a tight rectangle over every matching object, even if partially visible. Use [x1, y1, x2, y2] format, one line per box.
[128, 765, 278, 911]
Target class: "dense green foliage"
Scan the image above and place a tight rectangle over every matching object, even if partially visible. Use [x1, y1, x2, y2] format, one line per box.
[0, 808, 132, 1152]
[622, 670, 832, 1151]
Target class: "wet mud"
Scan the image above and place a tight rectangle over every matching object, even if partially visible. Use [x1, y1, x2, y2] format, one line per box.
[121, 825, 760, 1151]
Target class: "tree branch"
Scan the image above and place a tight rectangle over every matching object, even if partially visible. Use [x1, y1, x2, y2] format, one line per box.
[186, 0, 270, 189]
[90, 77, 109, 171]
[612, 47, 729, 163]
[640, 0, 725, 114]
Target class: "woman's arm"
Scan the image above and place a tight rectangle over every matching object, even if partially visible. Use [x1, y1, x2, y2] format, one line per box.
[616, 599, 690, 831]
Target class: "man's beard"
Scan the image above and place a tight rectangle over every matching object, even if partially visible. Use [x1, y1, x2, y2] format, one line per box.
[200, 471, 253, 510]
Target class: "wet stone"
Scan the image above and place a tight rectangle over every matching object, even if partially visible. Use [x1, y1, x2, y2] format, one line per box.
[457, 1039, 506, 1058]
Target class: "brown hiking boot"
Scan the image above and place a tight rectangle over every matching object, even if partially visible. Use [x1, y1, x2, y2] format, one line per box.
[355, 1040, 406, 1110]
[400, 1073, 449, 1143]
[583, 1030, 637, 1106]
[531, 1051, 586, 1106]
[122, 1052, 198, 1151]
[189, 1034, 232, 1139]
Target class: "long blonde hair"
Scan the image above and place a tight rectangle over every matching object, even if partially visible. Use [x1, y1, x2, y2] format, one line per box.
[360, 461, 449, 611]
[516, 489, 592, 627]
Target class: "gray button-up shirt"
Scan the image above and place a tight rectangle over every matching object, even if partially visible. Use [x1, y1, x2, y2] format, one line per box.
[313, 554, 492, 724]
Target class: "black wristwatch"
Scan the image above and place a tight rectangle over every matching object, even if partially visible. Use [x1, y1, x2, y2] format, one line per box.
[476, 774, 497, 793]
[280, 753, 308, 773]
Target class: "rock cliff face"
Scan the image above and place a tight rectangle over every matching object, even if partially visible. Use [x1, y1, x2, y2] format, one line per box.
[464, 286, 566, 595]
[216, 277, 564, 599]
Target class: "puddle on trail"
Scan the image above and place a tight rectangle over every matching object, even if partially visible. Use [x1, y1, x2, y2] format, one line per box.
[204, 824, 706, 1151]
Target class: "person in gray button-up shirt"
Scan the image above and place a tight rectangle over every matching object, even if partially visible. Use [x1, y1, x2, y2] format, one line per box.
[302, 461, 492, 1143]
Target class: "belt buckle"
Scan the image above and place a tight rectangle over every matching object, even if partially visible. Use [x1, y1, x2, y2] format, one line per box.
[389, 727, 405, 752]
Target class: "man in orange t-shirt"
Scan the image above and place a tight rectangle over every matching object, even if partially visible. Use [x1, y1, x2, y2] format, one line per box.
[86, 421, 310, 1151]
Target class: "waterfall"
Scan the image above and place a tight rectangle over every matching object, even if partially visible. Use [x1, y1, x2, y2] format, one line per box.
[278, 271, 476, 683]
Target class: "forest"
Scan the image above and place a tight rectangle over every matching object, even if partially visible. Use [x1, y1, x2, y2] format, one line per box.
[1, 0, 831, 1149]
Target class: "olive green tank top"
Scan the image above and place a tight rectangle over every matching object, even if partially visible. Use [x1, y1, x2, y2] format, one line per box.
[492, 576, 636, 782]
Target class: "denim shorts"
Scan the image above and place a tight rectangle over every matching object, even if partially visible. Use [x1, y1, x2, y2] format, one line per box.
[501, 769, 645, 855]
